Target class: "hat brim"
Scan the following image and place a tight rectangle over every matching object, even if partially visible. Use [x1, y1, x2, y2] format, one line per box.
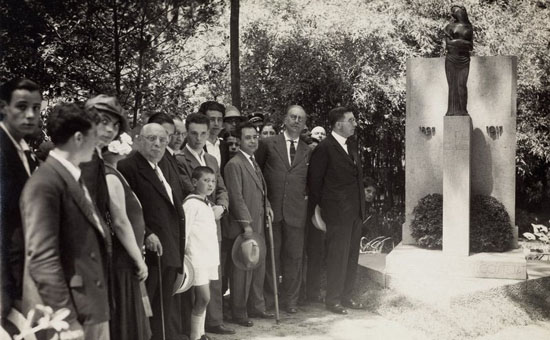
[173, 255, 194, 295]
[312, 205, 326, 232]
[231, 232, 266, 271]
[223, 115, 246, 122]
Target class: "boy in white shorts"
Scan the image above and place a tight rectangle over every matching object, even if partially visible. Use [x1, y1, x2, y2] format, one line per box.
[183, 166, 220, 340]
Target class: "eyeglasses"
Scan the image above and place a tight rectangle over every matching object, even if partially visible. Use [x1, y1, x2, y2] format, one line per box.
[288, 114, 305, 123]
[339, 117, 357, 124]
[225, 118, 242, 124]
[141, 135, 168, 144]
[170, 132, 185, 138]
[242, 135, 260, 141]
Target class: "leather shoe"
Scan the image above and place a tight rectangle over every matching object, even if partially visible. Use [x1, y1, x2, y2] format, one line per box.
[199, 335, 211, 340]
[342, 299, 366, 310]
[286, 307, 298, 314]
[231, 318, 253, 327]
[326, 303, 348, 315]
[205, 324, 236, 334]
[249, 310, 275, 319]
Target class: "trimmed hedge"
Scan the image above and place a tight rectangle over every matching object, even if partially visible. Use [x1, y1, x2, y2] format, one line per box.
[410, 194, 512, 252]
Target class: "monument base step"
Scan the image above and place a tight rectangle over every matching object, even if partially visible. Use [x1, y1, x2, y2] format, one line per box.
[385, 243, 527, 280]
[358, 247, 550, 308]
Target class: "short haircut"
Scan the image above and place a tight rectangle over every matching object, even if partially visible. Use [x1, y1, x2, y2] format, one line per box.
[192, 165, 215, 181]
[185, 112, 210, 130]
[235, 121, 256, 139]
[0, 78, 42, 104]
[328, 106, 351, 128]
[198, 101, 225, 116]
[363, 177, 377, 189]
[47, 102, 98, 146]
[148, 112, 174, 126]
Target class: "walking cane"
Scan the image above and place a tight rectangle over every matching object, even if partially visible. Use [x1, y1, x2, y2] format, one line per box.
[157, 252, 166, 340]
[266, 217, 280, 324]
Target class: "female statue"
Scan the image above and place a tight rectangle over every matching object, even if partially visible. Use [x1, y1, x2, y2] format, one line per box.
[444, 5, 473, 116]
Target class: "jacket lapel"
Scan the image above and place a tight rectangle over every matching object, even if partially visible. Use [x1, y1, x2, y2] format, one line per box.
[237, 152, 264, 192]
[135, 152, 174, 205]
[328, 134, 355, 166]
[182, 148, 202, 169]
[273, 134, 291, 169]
[47, 157, 108, 238]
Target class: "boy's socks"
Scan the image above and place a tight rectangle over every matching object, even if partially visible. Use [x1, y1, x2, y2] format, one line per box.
[200, 309, 207, 336]
[190, 313, 202, 340]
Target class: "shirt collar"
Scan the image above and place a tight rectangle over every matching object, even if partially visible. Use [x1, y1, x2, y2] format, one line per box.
[0, 122, 30, 152]
[186, 144, 204, 160]
[331, 130, 347, 147]
[49, 149, 82, 181]
[283, 131, 299, 143]
[239, 149, 254, 163]
[166, 146, 174, 155]
[206, 138, 220, 147]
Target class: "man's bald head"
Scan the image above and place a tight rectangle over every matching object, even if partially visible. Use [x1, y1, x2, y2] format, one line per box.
[138, 123, 168, 164]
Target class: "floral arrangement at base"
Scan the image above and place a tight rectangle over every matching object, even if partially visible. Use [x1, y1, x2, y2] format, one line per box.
[522, 222, 550, 261]
[13, 304, 76, 340]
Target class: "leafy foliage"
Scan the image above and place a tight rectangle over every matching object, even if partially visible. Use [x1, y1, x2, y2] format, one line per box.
[411, 194, 513, 252]
[411, 194, 443, 249]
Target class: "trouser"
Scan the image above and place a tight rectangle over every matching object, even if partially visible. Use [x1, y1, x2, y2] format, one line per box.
[264, 221, 305, 308]
[146, 265, 181, 340]
[230, 238, 267, 319]
[324, 217, 362, 306]
[84, 321, 110, 340]
[206, 240, 224, 327]
[305, 221, 326, 299]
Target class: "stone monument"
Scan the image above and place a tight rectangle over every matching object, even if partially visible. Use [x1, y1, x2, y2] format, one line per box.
[386, 5, 525, 281]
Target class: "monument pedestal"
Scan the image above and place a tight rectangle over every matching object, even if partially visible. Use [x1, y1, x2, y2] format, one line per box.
[443, 116, 471, 256]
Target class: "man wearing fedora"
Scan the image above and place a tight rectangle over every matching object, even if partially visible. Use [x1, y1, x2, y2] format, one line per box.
[224, 121, 274, 327]
[255, 105, 311, 314]
[307, 107, 366, 315]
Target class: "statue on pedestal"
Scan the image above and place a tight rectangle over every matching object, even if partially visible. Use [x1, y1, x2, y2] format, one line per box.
[444, 5, 473, 116]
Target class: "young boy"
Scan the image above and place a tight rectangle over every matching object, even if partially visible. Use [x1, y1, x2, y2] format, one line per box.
[362, 177, 378, 237]
[183, 166, 220, 340]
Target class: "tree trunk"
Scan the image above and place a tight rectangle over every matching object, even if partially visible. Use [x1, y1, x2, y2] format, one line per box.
[230, 0, 241, 110]
[113, 0, 121, 97]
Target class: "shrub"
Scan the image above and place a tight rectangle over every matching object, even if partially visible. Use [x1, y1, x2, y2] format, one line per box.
[411, 194, 443, 249]
[410, 194, 512, 252]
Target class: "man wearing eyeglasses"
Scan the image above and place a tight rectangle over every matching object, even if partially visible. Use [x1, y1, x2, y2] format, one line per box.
[169, 115, 187, 153]
[307, 107, 367, 315]
[255, 105, 311, 314]
[118, 123, 187, 340]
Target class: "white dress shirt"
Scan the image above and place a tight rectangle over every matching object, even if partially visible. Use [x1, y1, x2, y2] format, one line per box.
[147, 160, 174, 205]
[186, 145, 206, 166]
[205, 138, 221, 167]
[283, 131, 300, 165]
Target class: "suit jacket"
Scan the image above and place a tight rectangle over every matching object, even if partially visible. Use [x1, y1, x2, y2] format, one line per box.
[224, 152, 271, 240]
[307, 134, 366, 227]
[20, 156, 111, 325]
[204, 139, 230, 178]
[118, 151, 185, 268]
[0, 128, 32, 315]
[168, 149, 195, 196]
[177, 147, 229, 240]
[255, 134, 311, 228]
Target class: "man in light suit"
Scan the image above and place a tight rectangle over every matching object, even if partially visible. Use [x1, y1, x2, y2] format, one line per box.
[0, 78, 41, 327]
[224, 122, 274, 327]
[118, 123, 186, 340]
[175, 113, 235, 335]
[21, 102, 111, 340]
[307, 107, 366, 315]
[255, 105, 311, 313]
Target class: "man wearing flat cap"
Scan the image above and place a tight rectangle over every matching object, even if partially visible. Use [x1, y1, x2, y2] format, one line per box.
[80, 94, 128, 224]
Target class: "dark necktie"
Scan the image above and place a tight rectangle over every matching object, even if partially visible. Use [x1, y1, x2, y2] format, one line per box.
[346, 139, 355, 163]
[288, 140, 296, 165]
[250, 156, 262, 177]
[24, 150, 38, 173]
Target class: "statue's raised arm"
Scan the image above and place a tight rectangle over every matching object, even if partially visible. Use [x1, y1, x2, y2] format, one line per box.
[444, 5, 474, 116]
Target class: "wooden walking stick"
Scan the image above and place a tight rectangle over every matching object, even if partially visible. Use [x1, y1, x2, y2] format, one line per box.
[266, 217, 280, 324]
[157, 252, 166, 340]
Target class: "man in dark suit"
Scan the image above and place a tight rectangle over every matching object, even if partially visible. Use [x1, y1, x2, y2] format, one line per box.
[198, 101, 230, 175]
[307, 107, 366, 315]
[118, 123, 186, 340]
[21, 102, 111, 339]
[0, 78, 41, 328]
[255, 105, 311, 313]
[176, 113, 235, 335]
[225, 122, 274, 327]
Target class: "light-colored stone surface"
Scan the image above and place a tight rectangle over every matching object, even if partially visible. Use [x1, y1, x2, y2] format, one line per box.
[385, 244, 527, 281]
[404, 56, 517, 245]
[443, 116, 472, 256]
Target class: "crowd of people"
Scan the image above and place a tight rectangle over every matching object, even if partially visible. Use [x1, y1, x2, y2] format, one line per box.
[0, 78, 377, 340]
